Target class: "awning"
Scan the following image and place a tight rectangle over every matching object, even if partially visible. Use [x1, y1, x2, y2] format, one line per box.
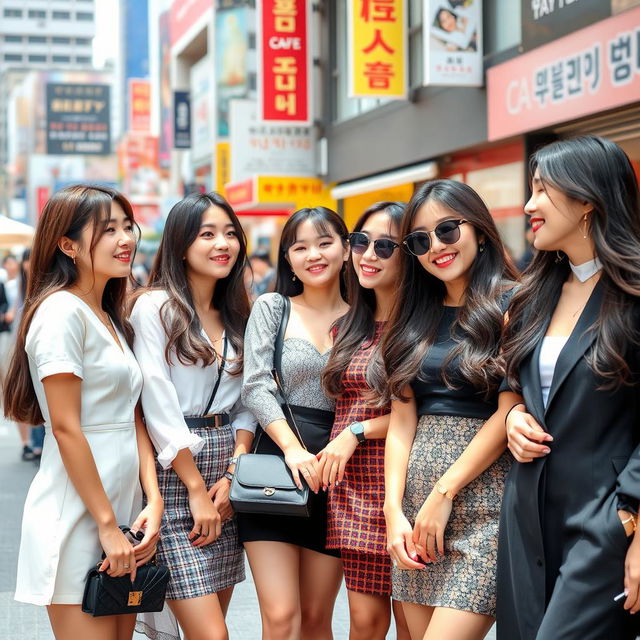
[331, 161, 438, 200]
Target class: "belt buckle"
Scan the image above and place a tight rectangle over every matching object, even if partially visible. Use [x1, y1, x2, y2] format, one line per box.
[203, 413, 222, 428]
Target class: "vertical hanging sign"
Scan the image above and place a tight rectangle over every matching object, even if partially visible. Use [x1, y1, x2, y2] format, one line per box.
[258, 0, 311, 124]
[349, 0, 407, 99]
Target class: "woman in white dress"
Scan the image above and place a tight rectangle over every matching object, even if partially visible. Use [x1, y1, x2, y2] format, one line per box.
[130, 192, 256, 640]
[3, 185, 163, 640]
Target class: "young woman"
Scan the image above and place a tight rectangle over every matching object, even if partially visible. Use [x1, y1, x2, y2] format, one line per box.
[498, 136, 640, 640]
[239, 206, 349, 640]
[382, 179, 519, 640]
[4, 185, 163, 640]
[320, 201, 410, 640]
[129, 192, 256, 640]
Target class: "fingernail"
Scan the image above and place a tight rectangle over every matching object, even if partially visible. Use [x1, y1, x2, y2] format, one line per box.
[410, 552, 417, 560]
[626, 589, 630, 596]
[322, 486, 327, 492]
[543, 448, 550, 454]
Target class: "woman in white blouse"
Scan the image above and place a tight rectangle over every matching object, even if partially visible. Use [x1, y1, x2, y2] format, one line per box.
[130, 192, 256, 640]
[4, 185, 162, 640]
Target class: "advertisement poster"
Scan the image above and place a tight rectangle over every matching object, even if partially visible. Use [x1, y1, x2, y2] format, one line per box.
[191, 55, 213, 163]
[423, 0, 483, 86]
[173, 91, 191, 149]
[129, 79, 151, 133]
[158, 10, 172, 171]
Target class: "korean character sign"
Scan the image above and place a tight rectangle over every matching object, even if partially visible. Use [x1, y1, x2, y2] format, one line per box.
[423, 0, 483, 87]
[349, 0, 407, 98]
[258, 0, 311, 124]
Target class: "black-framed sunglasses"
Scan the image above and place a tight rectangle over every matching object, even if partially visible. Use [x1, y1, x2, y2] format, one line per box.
[402, 219, 468, 256]
[349, 232, 400, 260]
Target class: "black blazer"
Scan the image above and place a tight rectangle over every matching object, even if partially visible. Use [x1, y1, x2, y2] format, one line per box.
[497, 282, 640, 640]
[0, 282, 9, 333]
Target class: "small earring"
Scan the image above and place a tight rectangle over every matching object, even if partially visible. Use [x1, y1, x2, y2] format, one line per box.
[555, 250, 564, 263]
[72, 255, 76, 265]
[478, 243, 485, 253]
[582, 214, 588, 239]
[292, 274, 296, 282]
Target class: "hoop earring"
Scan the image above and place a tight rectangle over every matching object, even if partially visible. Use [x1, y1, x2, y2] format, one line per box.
[555, 250, 564, 263]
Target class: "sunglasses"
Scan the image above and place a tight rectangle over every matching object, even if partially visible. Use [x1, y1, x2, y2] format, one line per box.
[402, 219, 468, 256]
[349, 232, 400, 260]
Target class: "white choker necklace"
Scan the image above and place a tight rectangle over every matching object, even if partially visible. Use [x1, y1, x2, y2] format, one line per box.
[569, 257, 602, 282]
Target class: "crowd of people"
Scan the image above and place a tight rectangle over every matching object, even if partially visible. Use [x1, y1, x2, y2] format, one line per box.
[5, 135, 640, 640]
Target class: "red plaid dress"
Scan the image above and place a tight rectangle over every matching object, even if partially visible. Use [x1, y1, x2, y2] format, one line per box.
[326, 322, 392, 595]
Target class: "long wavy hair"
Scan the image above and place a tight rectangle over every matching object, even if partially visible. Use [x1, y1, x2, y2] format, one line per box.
[503, 135, 640, 391]
[4, 185, 138, 425]
[322, 201, 405, 400]
[275, 206, 349, 298]
[134, 192, 250, 374]
[382, 180, 517, 402]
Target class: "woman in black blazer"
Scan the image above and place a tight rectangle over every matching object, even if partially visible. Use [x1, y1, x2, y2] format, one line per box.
[497, 135, 640, 640]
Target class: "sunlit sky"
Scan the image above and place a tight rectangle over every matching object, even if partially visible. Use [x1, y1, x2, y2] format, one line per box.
[93, 0, 120, 69]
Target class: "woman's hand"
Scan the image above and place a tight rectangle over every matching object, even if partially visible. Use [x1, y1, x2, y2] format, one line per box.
[316, 429, 358, 490]
[208, 477, 233, 522]
[623, 530, 640, 614]
[130, 499, 163, 568]
[187, 487, 222, 547]
[385, 508, 427, 571]
[506, 405, 553, 463]
[98, 523, 136, 580]
[284, 445, 321, 493]
[412, 488, 453, 563]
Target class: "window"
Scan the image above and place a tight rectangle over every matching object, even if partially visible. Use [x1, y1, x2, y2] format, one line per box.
[76, 37, 91, 46]
[52, 37, 71, 45]
[51, 11, 70, 20]
[484, 0, 521, 55]
[4, 35, 22, 43]
[28, 36, 47, 43]
[4, 53, 23, 62]
[76, 55, 91, 64]
[3, 8, 22, 18]
[52, 55, 70, 63]
[76, 12, 93, 21]
[28, 9, 46, 19]
[28, 54, 47, 62]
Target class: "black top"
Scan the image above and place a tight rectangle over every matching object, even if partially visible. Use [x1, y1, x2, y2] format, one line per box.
[411, 306, 498, 420]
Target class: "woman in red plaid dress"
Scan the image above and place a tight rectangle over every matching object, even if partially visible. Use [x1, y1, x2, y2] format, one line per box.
[320, 202, 410, 640]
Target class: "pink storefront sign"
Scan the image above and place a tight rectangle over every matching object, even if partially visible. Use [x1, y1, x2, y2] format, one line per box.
[487, 7, 640, 141]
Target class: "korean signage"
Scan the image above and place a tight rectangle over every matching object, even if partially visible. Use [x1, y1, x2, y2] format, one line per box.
[170, 0, 212, 46]
[258, 0, 311, 123]
[423, 0, 483, 86]
[216, 141, 231, 195]
[191, 55, 213, 163]
[129, 79, 151, 133]
[46, 83, 110, 155]
[348, 0, 406, 98]
[230, 99, 315, 182]
[487, 6, 640, 141]
[173, 91, 191, 149]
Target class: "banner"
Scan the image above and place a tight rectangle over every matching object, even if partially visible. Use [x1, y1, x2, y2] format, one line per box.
[158, 10, 172, 170]
[190, 55, 213, 163]
[216, 141, 231, 195]
[258, 0, 311, 123]
[173, 91, 191, 149]
[46, 83, 111, 155]
[349, 0, 407, 98]
[423, 0, 482, 86]
[129, 79, 151, 132]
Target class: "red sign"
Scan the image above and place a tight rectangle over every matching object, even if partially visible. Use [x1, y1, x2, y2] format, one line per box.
[170, 0, 212, 46]
[487, 7, 640, 141]
[258, 0, 310, 123]
[129, 79, 151, 133]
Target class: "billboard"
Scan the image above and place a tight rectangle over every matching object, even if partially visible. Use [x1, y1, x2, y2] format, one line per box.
[170, 0, 213, 46]
[46, 83, 111, 155]
[173, 91, 191, 149]
[191, 55, 213, 163]
[129, 79, 151, 132]
[159, 10, 172, 170]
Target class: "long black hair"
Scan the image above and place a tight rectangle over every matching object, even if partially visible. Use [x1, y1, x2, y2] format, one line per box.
[382, 179, 517, 402]
[137, 191, 251, 374]
[323, 201, 404, 399]
[503, 135, 640, 390]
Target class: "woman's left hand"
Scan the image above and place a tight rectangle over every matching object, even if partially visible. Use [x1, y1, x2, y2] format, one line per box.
[208, 477, 233, 522]
[624, 528, 640, 614]
[412, 488, 453, 563]
[316, 428, 359, 490]
[131, 499, 163, 567]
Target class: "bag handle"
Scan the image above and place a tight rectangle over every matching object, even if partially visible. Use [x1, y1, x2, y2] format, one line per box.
[202, 337, 228, 417]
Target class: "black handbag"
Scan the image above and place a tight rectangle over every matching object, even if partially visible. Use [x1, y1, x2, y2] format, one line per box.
[230, 295, 311, 517]
[81, 527, 170, 617]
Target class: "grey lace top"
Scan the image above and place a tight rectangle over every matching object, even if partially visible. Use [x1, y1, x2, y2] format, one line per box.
[242, 292, 335, 427]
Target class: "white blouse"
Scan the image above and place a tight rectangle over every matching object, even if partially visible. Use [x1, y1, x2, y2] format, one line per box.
[539, 336, 569, 409]
[130, 290, 256, 469]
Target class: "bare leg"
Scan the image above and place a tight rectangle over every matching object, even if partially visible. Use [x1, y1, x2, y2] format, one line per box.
[245, 541, 302, 640]
[217, 585, 234, 617]
[299, 547, 342, 640]
[47, 604, 134, 640]
[168, 593, 229, 640]
[422, 607, 494, 640]
[346, 590, 391, 640]
[393, 599, 411, 640]
[401, 602, 434, 640]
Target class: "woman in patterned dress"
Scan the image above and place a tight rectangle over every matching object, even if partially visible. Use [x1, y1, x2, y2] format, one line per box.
[381, 180, 520, 640]
[320, 202, 410, 640]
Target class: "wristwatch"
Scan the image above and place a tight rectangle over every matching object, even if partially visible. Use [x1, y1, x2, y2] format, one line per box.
[229, 456, 239, 466]
[435, 481, 456, 500]
[223, 471, 234, 482]
[349, 421, 366, 444]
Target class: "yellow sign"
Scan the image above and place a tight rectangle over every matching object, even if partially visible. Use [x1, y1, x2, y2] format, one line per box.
[343, 182, 413, 230]
[216, 142, 231, 196]
[349, 0, 406, 99]
[257, 176, 336, 210]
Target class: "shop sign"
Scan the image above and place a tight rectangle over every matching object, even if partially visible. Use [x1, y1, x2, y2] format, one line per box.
[46, 83, 110, 155]
[170, 0, 212, 47]
[216, 141, 231, 195]
[191, 55, 213, 163]
[230, 99, 315, 182]
[487, 6, 640, 141]
[423, 0, 483, 86]
[173, 91, 191, 149]
[348, 0, 407, 98]
[159, 10, 172, 170]
[129, 79, 151, 133]
[258, 0, 311, 123]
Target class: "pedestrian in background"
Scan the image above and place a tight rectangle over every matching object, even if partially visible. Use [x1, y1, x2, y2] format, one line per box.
[240, 207, 349, 640]
[130, 192, 256, 640]
[4, 185, 162, 640]
[499, 136, 640, 640]
[248, 250, 276, 300]
[382, 180, 518, 640]
[320, 201, 411, 640]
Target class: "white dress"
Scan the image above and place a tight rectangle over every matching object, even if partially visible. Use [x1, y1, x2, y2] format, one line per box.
[15, 291, 143, 606]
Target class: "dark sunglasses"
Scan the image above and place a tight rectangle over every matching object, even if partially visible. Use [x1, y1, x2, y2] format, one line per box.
[402, 219, 468, 256]
[349, 232, 400, 260]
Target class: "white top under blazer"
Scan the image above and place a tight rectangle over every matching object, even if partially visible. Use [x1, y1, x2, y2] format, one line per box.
[15, 291, 143, 605]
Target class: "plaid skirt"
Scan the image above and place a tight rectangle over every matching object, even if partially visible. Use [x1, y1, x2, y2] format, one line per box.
[156, 423, 245, 600]
[342, 549, 392, 596]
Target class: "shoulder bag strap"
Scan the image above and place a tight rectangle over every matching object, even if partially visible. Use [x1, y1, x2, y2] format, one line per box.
[202, 337, 228, 417]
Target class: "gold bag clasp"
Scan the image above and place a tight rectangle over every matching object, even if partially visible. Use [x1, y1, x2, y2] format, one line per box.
[128, 591, 143, 606]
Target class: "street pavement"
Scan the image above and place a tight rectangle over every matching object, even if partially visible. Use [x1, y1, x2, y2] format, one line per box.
[0, 419, 496, 639]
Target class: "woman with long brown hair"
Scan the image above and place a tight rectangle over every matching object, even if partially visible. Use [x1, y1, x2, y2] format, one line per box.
[5, 185, 163, 640]
[130, 192, 256, 640]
